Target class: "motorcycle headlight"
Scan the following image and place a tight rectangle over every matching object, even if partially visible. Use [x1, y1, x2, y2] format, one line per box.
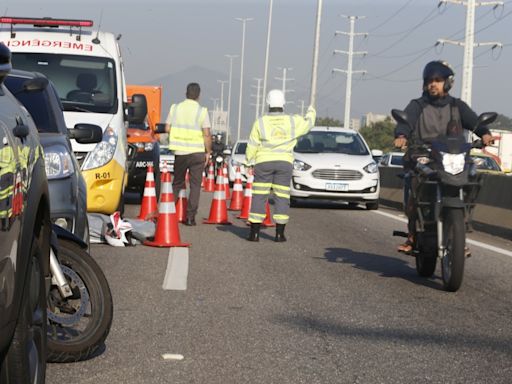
[82, 127, 118, 171]
[363, 162, 378, 174]
[216, 155, 224, 163]
[44, 146, 74, 179]
[441, 152, 465, 175]
[293, 160, 311, 171]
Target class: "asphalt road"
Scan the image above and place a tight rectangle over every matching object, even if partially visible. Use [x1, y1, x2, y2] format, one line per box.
[47, 196, 512, 384]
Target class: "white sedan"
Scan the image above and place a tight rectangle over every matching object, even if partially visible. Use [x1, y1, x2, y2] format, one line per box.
[291, 127, 380, 209]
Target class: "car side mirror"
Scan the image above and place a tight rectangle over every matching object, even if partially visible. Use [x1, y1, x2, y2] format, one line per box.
[223, 148, 231, 155]
[391, 109, 411, 128]
[69, 123, 103, 144]
[155, 123, 167, 134]
[127, 93, 148, 125]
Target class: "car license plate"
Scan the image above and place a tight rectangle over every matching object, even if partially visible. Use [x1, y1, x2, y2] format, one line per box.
[325, 182, 348, 191]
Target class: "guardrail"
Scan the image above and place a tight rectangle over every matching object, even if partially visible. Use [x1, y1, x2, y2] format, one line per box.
[378, 167, 512, 240]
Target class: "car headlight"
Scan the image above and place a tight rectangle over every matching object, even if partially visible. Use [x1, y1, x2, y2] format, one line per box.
[293, 160, 312, 171]
[363, 162, 379, 174]
[82, 127, 118, 170]
[44, 146, 74, 179]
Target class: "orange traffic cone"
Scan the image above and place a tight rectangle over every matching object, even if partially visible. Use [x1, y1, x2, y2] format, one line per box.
[261, 201, 275, 227]
[204, 162, 215, 192]
[203, 168, 232, 225]
[237, 169, 253, 219]
[145, 172, 190, 247]
[137, 165, 158, 221]
[222, 164, 231, 200]
[229, 166, 244, 211]
[175, 189, 188, 223]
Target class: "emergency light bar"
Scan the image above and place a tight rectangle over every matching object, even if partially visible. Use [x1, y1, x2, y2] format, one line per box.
[0, 17, 93, 28]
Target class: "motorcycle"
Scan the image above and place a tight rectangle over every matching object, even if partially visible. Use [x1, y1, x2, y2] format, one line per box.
[211, 148, 231, 177]
[391, 109, 497, 292]
[47, 224, 113, 362]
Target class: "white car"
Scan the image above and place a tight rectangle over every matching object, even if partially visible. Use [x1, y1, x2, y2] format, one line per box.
[291, 127, 380, 209]
[379, 152, 404, 168]
[159, 147, 175, 173]
[228, 140, 249, 183]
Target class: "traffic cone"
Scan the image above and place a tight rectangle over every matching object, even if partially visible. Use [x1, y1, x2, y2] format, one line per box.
[137, 165, 158, 221]
[204, 162, 215, 192]
[203, 168, 232, 225]
[237, 169, 253, 219]
[261, 201, 275, 227]
[223, 164, 231, 200]
[229, 166, 244, 211]
[175, 189, 188, 223]
[145, 172, 190, 247]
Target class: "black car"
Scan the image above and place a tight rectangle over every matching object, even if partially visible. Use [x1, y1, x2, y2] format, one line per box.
[4, 70, 102, 245]
[0, 44, 51, 383]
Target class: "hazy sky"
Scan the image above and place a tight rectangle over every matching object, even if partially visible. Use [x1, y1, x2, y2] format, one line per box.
[3, 0, 512, 137]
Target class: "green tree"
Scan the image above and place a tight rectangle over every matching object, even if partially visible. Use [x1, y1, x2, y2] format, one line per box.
[315, 116, 343, 127]
[489, 114, 512, 131]
[359, 117, 396, 152]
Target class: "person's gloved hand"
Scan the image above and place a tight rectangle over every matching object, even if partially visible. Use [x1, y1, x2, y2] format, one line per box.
[481, 133, 494, 146]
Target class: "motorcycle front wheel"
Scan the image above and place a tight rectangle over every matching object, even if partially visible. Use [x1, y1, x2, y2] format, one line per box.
[441, 208, 466, 292]
[47, 239, 113, 362]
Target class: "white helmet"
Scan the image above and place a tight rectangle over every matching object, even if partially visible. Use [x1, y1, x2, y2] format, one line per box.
[266, 89, 285, 108]
[104, 211, 133, 247]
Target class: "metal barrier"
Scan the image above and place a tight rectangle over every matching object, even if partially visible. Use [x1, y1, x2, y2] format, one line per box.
[378, 167, 512, 240]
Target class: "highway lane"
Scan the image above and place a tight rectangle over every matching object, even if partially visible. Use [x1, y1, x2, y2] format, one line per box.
[47, 199, 512, 384]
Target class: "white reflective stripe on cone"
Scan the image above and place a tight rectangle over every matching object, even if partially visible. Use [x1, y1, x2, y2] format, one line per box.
[213, 190, 226, 200]
[146, 172, 155, 182]
[159, 202, 177, 214]
[233, 183, 243, 191]
[144, 188, 157, 197]
[161, 182, 173, 194]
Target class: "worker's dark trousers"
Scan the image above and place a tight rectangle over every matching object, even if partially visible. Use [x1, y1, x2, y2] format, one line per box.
[173, 153, 205, 220]
[249, 161, 292, 224]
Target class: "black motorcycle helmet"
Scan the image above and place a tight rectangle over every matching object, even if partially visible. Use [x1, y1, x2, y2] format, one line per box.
[422, 60, 454, 92]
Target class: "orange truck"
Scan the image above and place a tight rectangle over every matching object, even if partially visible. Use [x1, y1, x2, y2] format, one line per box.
[126, 85, 163, 198]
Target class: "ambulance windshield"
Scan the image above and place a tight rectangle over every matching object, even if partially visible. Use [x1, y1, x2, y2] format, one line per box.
[11, 52, 117, 114]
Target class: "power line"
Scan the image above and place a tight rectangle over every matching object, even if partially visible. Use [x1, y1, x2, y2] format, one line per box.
[368, 0, 416, 32]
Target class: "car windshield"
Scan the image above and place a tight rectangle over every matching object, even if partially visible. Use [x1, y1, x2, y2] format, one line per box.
[295, 131, 369, 155]
[4, 76, 58, 133]
[472, 155, 501, 171]
[390, 155, 403, 166]
[11, 52, 117, 114]
[235, 142, 247, 155]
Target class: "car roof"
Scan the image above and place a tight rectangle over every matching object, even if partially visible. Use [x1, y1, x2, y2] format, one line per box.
[310, 126, 354, 133]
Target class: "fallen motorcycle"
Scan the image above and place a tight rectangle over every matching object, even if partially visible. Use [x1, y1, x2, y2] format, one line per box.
[391, 109, 497, 292]
[47, 224, 113, 362]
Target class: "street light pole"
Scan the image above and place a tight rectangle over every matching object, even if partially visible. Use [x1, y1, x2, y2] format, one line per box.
[225, 54, 238, 146]
[235, 17, 254, 142]
[261, 0, 273, 116]
[309, 0, 323, 107]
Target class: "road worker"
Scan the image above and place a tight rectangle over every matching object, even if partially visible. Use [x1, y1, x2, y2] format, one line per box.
[163, 83, 212, 226]
[245, 89, 316, 242]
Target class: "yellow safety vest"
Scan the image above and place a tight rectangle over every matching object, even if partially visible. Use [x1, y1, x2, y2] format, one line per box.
[246, 108, 316, 164]
[168, 99, 208, 154]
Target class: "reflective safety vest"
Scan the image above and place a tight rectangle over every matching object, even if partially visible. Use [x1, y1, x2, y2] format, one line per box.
[0, 145, 15, 219]
[246, 107, 316, 164]
[168, 99, 208, 154]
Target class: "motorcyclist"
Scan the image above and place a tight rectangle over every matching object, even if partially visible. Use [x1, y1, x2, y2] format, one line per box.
[393, 60, 494, 253]
[211, 133, 226, 157]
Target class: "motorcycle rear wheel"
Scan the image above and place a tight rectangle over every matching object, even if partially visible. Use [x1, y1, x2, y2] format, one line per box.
[441, 208, 465, 292]
[47, 239, 113, 362]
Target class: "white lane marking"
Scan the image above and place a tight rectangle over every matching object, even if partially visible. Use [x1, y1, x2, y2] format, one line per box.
[162, 353, 184, 360]
[373, 210, 512, 259]
[162, 248, 189, 290]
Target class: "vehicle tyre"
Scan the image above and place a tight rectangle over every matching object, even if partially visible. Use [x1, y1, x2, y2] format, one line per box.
[415, 252, 437, 277]
[366, 201, 379, 210]
[116, 191, 125, 216]
[441, 208, 465, 292]
[47, 239, 113, 363]
[2, 236, 47, 383]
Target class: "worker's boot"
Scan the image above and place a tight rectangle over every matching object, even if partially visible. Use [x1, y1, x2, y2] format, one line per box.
[247, 223, 261, 242]
[275, 224, 287, 242]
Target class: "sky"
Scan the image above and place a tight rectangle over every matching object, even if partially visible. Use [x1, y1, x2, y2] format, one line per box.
[3, 0, 512, 139]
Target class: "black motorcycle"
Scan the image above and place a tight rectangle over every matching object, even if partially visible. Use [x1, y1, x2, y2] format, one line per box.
[47, 224, 113, 362]
[391, 110, 497, 292]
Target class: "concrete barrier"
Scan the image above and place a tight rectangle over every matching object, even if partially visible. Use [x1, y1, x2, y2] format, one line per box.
[378, 167, 512, 240]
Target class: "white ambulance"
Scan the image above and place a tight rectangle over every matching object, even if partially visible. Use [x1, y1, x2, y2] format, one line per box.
[0, 16, 128, 214]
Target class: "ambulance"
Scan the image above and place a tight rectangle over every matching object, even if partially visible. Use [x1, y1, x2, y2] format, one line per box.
[0, 16, 128, 214]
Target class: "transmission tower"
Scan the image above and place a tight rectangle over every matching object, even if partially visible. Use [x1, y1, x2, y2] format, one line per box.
[333, 15, 367, 129]
[437, 0, 503, 106]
